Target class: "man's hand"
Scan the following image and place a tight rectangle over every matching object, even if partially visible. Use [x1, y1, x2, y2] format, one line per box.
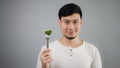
[40, 48, 53, 68]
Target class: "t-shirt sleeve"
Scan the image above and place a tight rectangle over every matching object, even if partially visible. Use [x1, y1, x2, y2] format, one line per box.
[36, 53, 42, 68]
[91, 48, 102, 68]
[36, 46, 46, 68]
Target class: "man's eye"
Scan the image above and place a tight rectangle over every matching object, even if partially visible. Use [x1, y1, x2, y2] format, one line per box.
[73, 21, 78, 24]
[65, 21, 70, 24]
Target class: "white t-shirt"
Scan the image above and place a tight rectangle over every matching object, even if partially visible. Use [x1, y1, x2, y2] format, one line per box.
[36, 40, 102, 68]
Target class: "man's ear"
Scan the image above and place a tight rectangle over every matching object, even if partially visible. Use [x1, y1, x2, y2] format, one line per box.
[58, 19, 61, 25]
[80, 19, 83, 25]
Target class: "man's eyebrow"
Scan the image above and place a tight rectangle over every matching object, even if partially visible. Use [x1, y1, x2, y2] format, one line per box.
[63, 19, 69, 21]
[74, 19, 80, 20]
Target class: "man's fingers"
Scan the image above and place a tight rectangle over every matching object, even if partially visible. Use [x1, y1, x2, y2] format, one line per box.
[41, 52, 50, 58]
[40, 48, 52, 64]
[42, 48, 51, 54]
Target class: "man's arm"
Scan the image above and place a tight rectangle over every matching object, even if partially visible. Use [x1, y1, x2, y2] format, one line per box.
[91, 49, 102, 68]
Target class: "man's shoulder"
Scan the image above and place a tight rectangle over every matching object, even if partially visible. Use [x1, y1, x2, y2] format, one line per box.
[83, 41, 101, 60]
[84, 41, 98, 51]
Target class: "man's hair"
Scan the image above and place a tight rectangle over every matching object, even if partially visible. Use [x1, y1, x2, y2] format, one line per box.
[58, 3, 82, 19]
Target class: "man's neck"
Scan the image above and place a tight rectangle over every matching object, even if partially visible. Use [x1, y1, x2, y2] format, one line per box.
[59, 36, 83, 48]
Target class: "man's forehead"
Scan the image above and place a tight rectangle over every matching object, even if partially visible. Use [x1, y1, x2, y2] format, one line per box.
[61, 13, 81, 19]
[62, 18, 80, 21]
[61, 17, 81, 21]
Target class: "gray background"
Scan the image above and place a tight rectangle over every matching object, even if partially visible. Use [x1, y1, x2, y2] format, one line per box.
[0, 0, 120, 68]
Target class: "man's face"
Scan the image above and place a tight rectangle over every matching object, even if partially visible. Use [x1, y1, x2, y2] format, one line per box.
[59, 13, 82, 40]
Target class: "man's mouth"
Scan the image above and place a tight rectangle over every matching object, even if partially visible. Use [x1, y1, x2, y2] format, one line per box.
[67, 31, 74, 35]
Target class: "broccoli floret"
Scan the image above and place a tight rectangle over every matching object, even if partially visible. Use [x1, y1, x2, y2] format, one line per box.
[45, 29, 52, 36]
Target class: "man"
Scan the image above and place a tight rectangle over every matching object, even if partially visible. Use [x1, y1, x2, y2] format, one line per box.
[36, 3, 102, 68]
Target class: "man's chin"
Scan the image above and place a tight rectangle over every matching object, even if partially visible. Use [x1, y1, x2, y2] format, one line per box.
[65, 36, 76, 40]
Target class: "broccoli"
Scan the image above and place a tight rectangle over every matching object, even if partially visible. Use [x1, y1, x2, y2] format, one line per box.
[45, 29, 52, 36]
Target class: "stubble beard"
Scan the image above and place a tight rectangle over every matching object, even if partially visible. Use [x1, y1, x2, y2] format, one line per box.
[64, 35, 76, 40]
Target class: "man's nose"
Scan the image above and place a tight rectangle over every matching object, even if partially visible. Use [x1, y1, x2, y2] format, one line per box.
[68, 23, 74, 29]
